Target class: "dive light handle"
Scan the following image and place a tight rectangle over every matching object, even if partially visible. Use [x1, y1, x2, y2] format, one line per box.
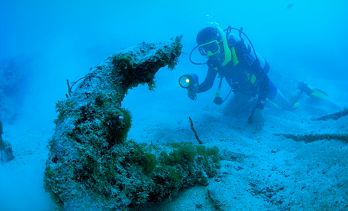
[179, 73, 199, 100]
[179, 73, 199, 89]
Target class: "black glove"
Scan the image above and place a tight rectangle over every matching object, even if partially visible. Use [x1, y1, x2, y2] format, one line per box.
[187, 74, 199, 100]
[188, 87, 197, 100]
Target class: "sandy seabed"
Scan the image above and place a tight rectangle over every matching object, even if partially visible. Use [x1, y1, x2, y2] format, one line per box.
[0, 77, 347, 211]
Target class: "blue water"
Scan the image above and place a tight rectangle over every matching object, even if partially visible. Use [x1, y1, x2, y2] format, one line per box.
[1, 0, 348, 210]
[1, 0, 348, 119]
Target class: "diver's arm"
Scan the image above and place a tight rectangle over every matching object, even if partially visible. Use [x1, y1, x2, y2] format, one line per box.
[197, 68, 217, 93]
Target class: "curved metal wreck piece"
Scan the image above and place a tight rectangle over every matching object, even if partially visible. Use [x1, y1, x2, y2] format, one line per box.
[44, 37, 220, 210]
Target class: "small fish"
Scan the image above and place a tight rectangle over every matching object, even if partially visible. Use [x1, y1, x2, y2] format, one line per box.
[205, 14, 213, 19]
[286, 3, 295, 9]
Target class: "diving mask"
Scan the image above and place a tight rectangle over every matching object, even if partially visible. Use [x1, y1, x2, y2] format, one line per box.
[198, 40, 222, 57]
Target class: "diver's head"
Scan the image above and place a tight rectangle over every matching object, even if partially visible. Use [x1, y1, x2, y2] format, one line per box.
[196, 26, 224, 58]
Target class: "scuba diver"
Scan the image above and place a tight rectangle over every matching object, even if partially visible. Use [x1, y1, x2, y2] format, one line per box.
[179, 24, 321, 127]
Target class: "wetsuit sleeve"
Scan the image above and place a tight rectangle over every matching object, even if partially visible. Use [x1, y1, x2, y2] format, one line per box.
[197, 68, 217, 93]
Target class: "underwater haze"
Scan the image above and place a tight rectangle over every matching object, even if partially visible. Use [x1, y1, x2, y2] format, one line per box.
[1, 0, 348, 210]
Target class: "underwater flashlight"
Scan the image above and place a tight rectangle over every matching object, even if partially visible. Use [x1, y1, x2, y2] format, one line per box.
[179, 74, 194, 89]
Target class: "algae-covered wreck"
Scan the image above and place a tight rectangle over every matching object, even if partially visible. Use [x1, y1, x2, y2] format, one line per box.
[44, 37, 220, 210]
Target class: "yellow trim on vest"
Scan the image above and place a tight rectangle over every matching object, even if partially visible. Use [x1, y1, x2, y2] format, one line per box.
[216, 26, 232, 67]
[231, 47, 239, 66]
[292, 102, 301, 109]
[247, 73, 257, 85]
[250, 74, 256, 84]
[208, 23, 240, 67]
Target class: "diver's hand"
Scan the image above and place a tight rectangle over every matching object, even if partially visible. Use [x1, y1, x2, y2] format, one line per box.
[181, 73, 199, 100]
[187, 82, 199, 100]
[187, 88, 197, 100]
